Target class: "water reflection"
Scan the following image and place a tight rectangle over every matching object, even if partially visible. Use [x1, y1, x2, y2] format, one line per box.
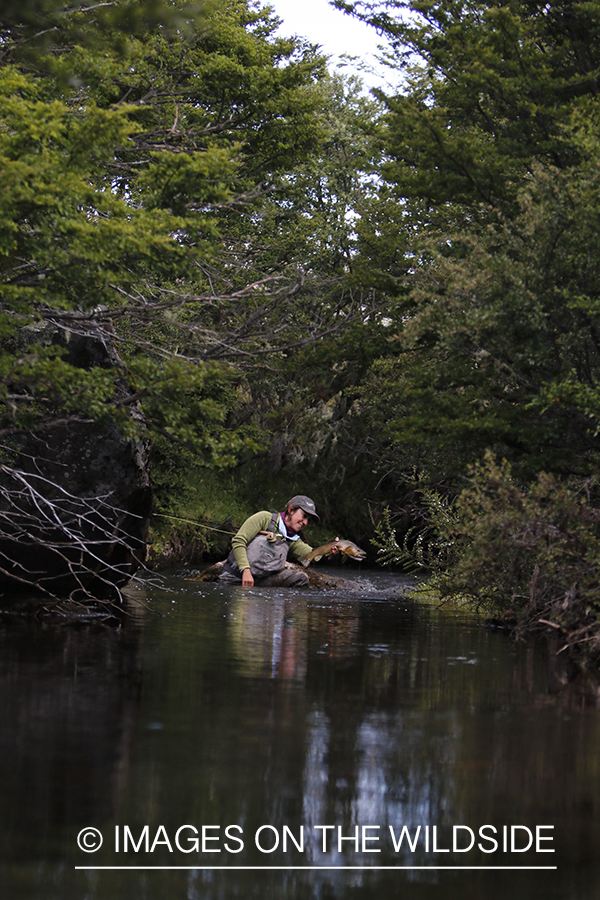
[0, 610, 144, 862]
[0, 574, 599, 899]
[227, 594, 308, 681]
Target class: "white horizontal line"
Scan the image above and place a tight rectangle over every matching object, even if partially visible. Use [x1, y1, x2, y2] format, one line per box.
[75, 866, 558, 871]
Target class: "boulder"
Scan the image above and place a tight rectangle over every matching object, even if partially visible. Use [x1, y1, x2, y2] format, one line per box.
[0, 318, 152, 599]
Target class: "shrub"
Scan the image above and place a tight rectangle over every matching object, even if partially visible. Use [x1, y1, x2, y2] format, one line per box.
[375, 452, 600, 663]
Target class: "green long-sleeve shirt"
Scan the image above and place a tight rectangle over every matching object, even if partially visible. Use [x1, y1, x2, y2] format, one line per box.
[231, 510, 312, 572]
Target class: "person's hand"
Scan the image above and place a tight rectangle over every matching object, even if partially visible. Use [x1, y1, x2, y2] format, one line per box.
[330, 537, 340, 555]
[241, 568, 254, 586]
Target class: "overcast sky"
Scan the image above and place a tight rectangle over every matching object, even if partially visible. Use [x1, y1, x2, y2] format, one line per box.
[265, 0, 395, 91]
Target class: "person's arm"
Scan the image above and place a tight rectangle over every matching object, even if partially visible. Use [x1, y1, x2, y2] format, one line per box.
[231, 511, 272, 583]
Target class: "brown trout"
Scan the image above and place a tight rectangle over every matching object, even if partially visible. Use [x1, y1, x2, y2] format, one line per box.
[302, 538, 367, 566]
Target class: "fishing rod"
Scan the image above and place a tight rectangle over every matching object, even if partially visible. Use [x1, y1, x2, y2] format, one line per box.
[152, 513, 236, 536]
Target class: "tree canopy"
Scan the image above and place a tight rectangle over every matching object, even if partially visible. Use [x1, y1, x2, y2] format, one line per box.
[0, 0, 354, 459]
[335, 0, 600, 483]
[4, 0, 600, 650]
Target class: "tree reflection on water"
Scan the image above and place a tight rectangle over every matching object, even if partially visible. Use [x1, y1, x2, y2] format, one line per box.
[1, 576, 599, 899]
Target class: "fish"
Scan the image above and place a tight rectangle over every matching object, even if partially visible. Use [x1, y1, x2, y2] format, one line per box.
[302, 538, 367, 567]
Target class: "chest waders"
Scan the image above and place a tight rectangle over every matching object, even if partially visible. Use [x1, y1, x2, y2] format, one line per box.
[224, 513, 292, 579]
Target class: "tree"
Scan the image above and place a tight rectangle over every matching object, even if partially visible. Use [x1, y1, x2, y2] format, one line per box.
[338, 0, 600, 211]
[324, 1, 600, 662]
[0, 0, 336, 453]
[332, 0, 600, 481]
[1, 0, 392, 591]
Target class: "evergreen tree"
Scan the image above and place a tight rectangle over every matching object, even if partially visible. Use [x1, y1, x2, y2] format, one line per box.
[0, 0, 332, 459]
[339, 0, 600, 479]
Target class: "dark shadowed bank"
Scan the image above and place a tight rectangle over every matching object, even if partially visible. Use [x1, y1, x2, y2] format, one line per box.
[0, 320, 152, 608]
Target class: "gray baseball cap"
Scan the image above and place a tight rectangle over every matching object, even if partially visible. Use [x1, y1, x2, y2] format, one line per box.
[286, 495, 319, 520]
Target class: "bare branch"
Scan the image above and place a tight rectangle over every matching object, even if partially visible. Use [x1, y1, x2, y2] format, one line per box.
[0, 463, 149, 601]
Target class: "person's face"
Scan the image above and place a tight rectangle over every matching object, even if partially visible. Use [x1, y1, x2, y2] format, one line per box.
[285, 506, 309, 534]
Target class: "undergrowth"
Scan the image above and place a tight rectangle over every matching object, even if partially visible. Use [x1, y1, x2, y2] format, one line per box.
[373, 452, 600, 667]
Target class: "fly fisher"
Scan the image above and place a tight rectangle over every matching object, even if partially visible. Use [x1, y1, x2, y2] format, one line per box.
[218, 495, 340, 588]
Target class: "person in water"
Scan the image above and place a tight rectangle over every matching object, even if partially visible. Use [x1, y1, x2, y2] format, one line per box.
[218, 495, 337, 587]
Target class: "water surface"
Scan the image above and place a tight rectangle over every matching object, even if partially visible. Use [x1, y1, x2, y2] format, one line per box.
[0, 570, 598, 899]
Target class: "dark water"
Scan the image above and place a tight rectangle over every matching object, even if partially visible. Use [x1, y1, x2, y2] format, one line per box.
[1, 570, 599, 899]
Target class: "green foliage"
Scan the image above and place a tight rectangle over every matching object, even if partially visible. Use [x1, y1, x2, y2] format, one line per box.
[127, 355, 261, 460]
[448, 456, 600, 618]
[148, 451, 256, 564]
[376, 453, 600, 635]
[0, 343, 122, 433]
[343, 0, 600, 211]
[332, 0, 600, 488]
[319, 2, 600, 669]
[354, 127, 600, 481]
[244, 73, 383, 276]
[371, 490, 458, 573]
[0, 0, 343, 462]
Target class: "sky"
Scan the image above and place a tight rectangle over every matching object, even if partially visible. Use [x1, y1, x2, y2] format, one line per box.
[265, 0, 395, 91]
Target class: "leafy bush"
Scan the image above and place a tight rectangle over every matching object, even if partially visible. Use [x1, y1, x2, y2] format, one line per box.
[375, 452, 600, 661]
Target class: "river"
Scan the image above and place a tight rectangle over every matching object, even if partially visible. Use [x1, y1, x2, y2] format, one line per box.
[0, 569, 598, 899]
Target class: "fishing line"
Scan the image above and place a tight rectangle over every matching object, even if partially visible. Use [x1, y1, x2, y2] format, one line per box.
[153, 512, 236, 535]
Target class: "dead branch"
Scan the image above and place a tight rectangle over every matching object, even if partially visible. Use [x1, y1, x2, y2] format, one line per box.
[0, 463, 149, 602]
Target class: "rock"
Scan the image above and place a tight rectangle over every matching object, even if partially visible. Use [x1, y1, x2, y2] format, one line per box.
[0, 317, 152, 599]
